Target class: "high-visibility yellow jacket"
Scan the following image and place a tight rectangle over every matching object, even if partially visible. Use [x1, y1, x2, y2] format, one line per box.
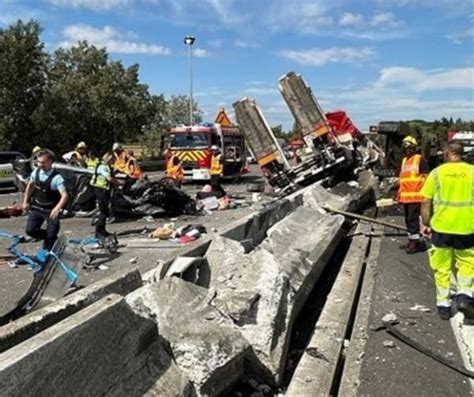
[398, 154, 427, 203]
[210, 154, 223, 176]
[90, 162, 110, 190]
[421, 161, 474, 235]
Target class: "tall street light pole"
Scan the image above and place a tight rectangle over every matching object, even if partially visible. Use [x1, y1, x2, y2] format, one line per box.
[184, 36, 195, 126]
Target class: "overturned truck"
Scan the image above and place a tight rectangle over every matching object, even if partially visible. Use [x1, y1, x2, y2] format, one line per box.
[234, 71, 381, 195]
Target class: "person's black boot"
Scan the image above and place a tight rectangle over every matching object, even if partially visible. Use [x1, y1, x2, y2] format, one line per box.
[437, 306, 451, 321]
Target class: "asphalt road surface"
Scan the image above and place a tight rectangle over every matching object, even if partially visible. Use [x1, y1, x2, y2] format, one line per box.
[0, 165, 267, 317]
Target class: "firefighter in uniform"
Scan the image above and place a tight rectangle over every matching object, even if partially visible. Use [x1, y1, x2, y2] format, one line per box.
[421, 142, 474, 321]
[112, 142, 129, 174]
[63, 141, 89, 168]
[210, 145, 226, 197]
[23, 150, 69, 250]
[90, 154, 120, 239]
[398, 135, 430, 254]
[167, 155, 184, 186]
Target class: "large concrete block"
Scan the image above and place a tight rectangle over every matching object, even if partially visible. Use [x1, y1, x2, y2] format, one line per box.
[263, 206, 344, 315]
[126, 277, 250, 396]
[0, 294, 193, 397]
[299, 183, 349, 211]
[205, 207, 344, 384]
[0, 268, 143, 353]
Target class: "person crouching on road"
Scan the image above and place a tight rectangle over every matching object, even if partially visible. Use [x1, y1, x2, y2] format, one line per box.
[210, 145, 227, 197]
[23, 150, 69, 251]
[90, 154, 121, 240]
[397, 135, 430, 254]
[167, 155, 184, 186]
[421, 142, 474, 321]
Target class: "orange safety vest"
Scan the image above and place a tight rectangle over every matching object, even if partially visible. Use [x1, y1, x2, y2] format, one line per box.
[167, 164, 184, 182]
[398, 154, 426, 203]
[114, 151, 128, 173]
[126, 156, 142, 179]
[210, 154, 223, 176]
[166, 155, 177, 174]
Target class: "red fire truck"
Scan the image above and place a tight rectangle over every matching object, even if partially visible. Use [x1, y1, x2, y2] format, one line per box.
[167, 109, 247, 181]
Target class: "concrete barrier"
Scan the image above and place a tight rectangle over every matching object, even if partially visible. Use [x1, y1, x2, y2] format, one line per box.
[0, 294, 193, 396]
[0, 268, 142, 353]
[286, 222, 371, 396]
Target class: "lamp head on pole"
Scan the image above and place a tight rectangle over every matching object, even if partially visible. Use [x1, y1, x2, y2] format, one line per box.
[184, 36, 195, 46]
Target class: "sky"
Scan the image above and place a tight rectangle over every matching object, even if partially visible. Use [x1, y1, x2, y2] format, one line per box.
[1, 0, 473, 131]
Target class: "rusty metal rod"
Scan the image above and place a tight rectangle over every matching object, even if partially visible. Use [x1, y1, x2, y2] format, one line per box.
[324, 206, 408, 231]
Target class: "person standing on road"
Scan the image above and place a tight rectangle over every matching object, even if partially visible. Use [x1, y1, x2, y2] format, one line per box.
[210, 145, 226, 197]
[167, 155, 184, 186]
[398, 135, 430, 254]
[23, 150, 69, 251]
[90, 154, 121, 240]
[421, 142, 474, 321]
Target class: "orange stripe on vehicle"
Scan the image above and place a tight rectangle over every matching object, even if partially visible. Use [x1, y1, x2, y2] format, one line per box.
[258, 152, 276, 166]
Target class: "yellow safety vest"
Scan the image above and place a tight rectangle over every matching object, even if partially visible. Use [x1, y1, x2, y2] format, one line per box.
[87, 157, 99, 170]
[90, 163, 110, 190]
[423, 162, 474, 235]
[210, 154, 223, 176]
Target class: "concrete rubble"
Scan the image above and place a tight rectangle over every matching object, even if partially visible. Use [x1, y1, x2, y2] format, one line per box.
[126, 277, 251, 396]
[0, 178, 376, 396]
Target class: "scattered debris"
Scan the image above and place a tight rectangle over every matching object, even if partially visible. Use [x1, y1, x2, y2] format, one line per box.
[382, 312, 399, 325]
[410, 304, 431, 313]
[383, 340, 396, 349]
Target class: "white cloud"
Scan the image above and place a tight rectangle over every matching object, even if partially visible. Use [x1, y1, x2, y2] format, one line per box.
[446, 27, 474, 44]
[48, 0, 134, 11]
[193, 48, 209, 58]
[235, 40, 260, 49]
[375, 66, 474, 91]
[339, 12, 365, 26]
[370, 12, 403, 27]
[278, 47, 374, 67]
[59, 24, 171, 55]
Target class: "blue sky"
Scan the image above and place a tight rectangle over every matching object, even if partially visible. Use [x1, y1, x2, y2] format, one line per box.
[1, 0, 473, 130]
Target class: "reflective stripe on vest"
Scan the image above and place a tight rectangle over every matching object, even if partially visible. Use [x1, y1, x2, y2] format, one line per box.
[210, 154, 223, 175]
[430, 162, 474, 235]
[114, 151, 128, 173]
[398, 154, 425, 203]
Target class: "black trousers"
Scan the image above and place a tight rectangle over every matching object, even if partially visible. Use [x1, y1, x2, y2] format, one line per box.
[25, 208, 60, 250]
[94, 188, 110, 238]
[210, 175, 227, 197]
[403, 203, 421, 239]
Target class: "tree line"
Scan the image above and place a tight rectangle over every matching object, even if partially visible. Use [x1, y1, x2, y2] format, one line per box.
[0, 20, 203, 158]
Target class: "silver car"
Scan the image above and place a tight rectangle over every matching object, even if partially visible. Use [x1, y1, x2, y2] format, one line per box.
[0, 151, 25, 190]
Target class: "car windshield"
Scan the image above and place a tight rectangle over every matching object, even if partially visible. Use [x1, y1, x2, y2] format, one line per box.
[170, 133, 208, 148]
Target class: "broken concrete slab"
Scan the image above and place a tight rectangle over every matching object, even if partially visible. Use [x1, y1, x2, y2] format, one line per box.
[126, 277, 250, 396]
[262, 206, 345, 316]
[205, 206, 344, 385]
[0, 268, 142, 353]
[0, 294, 193, 397]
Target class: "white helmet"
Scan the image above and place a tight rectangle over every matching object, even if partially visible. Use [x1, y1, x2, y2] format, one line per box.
[210, 145, 220, 152]
[112, 142, 122, 151]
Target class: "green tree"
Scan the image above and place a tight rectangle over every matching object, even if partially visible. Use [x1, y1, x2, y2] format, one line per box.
[166, 95, 203, 126]
[140, 94, 168, 159]
[34, 41, 156, 155]
[0, 20, 47, 151]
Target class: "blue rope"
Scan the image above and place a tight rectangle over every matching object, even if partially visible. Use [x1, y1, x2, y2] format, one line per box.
[1, 229, 78, 282]
[47, 251, 78, 284]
